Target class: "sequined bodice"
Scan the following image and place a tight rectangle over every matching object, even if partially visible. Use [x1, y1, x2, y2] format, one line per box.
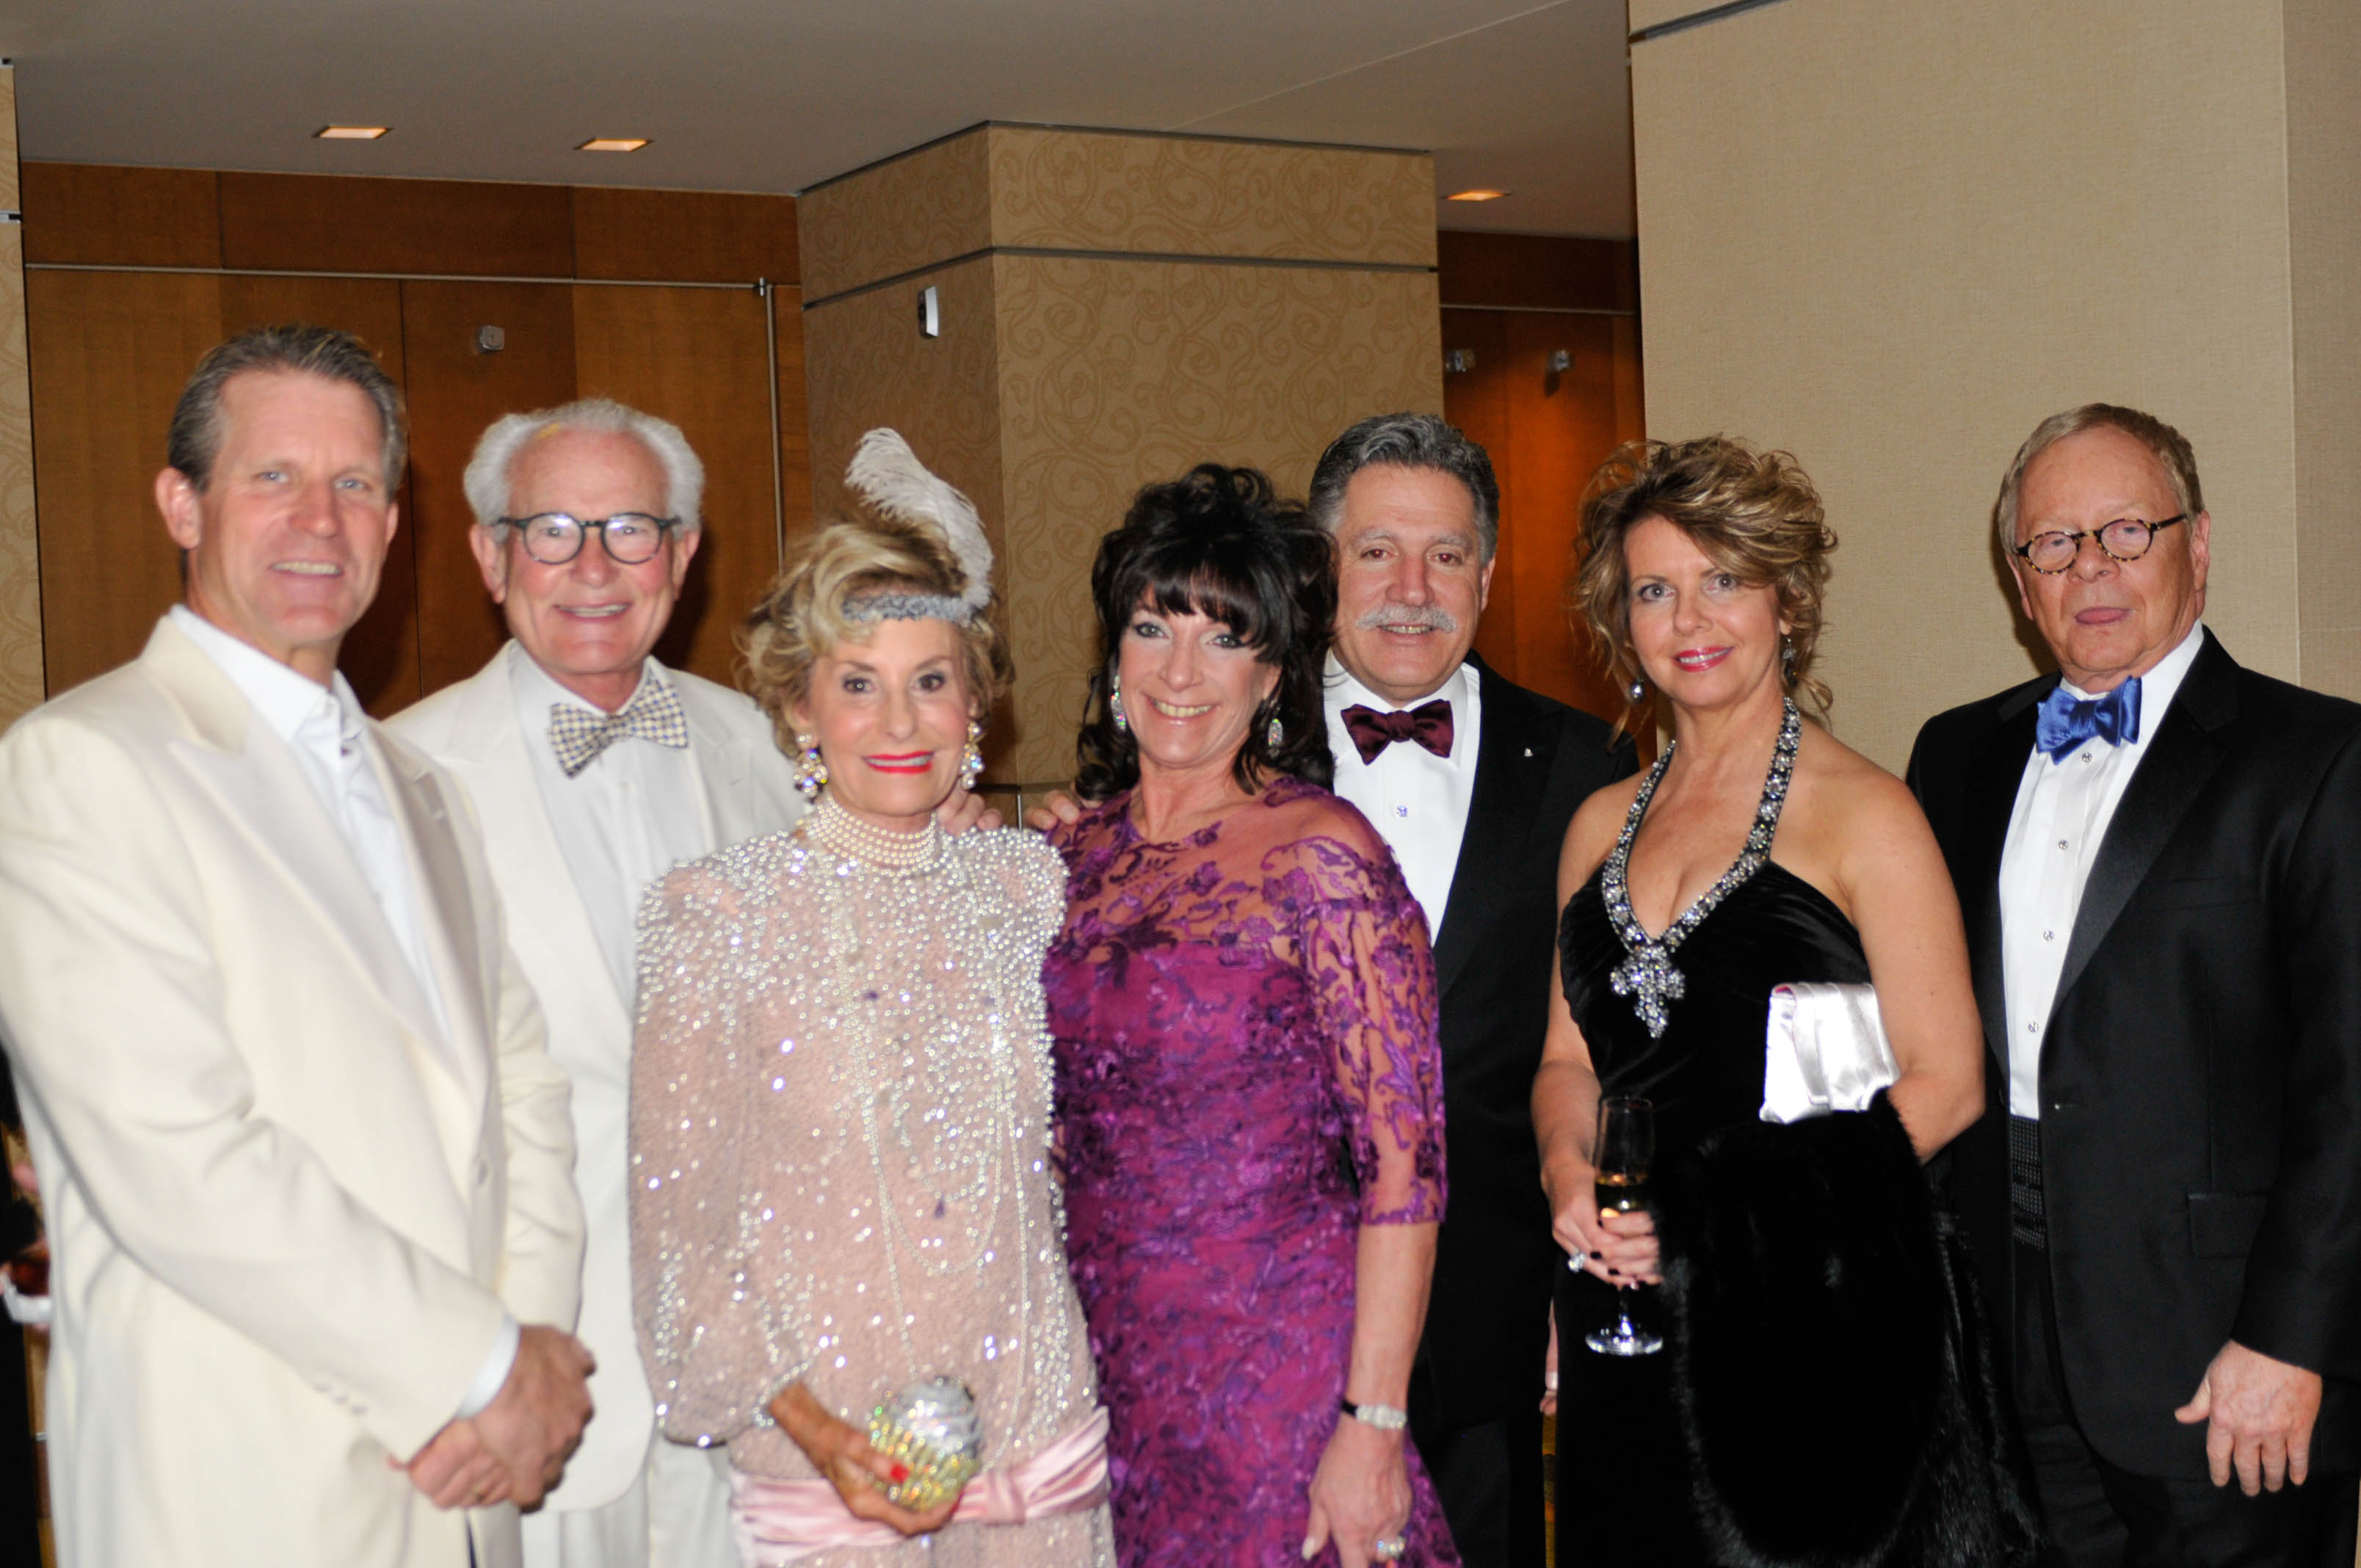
[628, 823, 1100, 1485]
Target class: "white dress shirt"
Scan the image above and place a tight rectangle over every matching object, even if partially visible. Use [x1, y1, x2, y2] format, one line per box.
[1322, 654, 1479, 942]
[1999, 621, 2206, 1119]
[169, 606, 518, 1417]
[509, 647, 713, 1003]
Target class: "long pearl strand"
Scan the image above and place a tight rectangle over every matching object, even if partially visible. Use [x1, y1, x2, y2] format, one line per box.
[805, 791, 944, 874]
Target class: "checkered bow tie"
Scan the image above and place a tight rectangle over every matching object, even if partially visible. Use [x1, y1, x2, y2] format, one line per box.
[548, 680, 690, 777]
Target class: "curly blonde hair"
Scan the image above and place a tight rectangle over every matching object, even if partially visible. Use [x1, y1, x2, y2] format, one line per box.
[1573, 437, 1837, 735]
[739, 516, 1012, 752]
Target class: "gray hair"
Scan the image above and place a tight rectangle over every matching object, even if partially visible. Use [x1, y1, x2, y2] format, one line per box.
[1306, 412, 1501, 562]
[167, 324, 406, 491]
[463, 397, 707, 536]
[1992, 403, 2205, 556]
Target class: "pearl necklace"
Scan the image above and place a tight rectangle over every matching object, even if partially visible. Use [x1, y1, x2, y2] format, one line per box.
[805, 793, 944, 874]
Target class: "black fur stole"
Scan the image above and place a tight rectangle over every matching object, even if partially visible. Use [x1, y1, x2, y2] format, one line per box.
[1654, 1095, 2040, 1568]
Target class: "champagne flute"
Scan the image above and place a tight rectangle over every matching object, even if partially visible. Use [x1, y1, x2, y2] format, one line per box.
[1584, 1095, 1663, 1357]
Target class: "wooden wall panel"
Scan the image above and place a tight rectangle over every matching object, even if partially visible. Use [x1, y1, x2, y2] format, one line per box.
[1501, 312, 1632, 719]
[26, 269, 223, 697]
[1437, 231, 1640, 313]
[774, 286, 813, 550]
[0, 68, 40, 733]
[572, 189, 798, 284]
[1444, 305, 1642, 724]
[398, 281, 577, 696]
[20, 164, 221, 268]
[573, 283, 777, 690]
[1447, 311, 1519, 674]
[21, 164, 811, 720]
[215, 274, 419, 715]
[219, 173, 576, 278]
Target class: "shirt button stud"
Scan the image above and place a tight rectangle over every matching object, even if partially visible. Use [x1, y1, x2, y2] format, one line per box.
[2042, 931, 2053, 941]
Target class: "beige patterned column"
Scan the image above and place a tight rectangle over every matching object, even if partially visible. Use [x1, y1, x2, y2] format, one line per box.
[801, 125, 1443, 786]
[0, 63, 39, 728]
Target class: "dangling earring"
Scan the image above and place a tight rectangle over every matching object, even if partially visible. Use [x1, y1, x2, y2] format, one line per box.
[959, 718, 985, 791]
[1780, 635, 1796, 680]
[794, 732, 828, 800]
[1267, 713, 1284, 750]
[1628, 679, 1646, 704]
[1109, 675, 1129, 734]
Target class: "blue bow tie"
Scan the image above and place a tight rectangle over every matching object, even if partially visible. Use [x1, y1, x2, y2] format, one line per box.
[2034, 678, 2141, 761]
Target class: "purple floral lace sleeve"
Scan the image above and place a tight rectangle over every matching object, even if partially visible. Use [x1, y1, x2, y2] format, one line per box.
[1269, 815, 1447, 1225]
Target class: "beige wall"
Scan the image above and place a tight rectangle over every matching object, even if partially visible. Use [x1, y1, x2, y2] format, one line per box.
[1630, 0, 2359, 770]
[0, 65, 39, 729]
[802, 124, 1442, 784]
[2286, 0, 2361, 698]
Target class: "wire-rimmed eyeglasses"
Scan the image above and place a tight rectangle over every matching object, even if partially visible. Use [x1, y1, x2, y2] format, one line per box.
[2012, 514, 2187, 575]
[498, 512, 681, 566]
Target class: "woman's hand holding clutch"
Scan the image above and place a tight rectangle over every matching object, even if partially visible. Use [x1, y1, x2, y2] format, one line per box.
[770, 1382, 962, 1536]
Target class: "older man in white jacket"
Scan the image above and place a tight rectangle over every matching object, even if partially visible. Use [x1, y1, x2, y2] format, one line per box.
[391, 397, 808, 1568]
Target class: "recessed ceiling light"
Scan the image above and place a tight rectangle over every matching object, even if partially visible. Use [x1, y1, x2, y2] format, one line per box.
[577, 137, 650, 153]
[1447, 189, 1508, 202]
[315, 126, 389, 140]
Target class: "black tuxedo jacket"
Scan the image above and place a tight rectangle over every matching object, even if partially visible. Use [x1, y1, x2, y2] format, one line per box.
[1907, 631, 2361, 1478]
[1416, 655, 1635, 1426]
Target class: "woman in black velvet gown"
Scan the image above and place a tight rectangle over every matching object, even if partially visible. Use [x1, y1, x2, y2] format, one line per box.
[1533, 438, 1987, 1565]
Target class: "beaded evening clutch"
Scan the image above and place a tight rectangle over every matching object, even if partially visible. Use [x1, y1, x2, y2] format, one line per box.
[868, 1377, 984, 1511]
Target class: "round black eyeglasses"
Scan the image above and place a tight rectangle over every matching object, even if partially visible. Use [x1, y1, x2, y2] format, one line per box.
[498, 512, 681, 566]
[2012, 514, 2187, 575]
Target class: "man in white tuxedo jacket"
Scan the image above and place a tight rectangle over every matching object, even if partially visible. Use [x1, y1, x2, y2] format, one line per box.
[0, 326, 592, 1568]
[390, 397, 806, 1568]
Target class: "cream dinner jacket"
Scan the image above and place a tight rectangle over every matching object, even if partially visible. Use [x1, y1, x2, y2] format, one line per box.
[389, 642, 806, 1506]
[0, 618, 583, 1568]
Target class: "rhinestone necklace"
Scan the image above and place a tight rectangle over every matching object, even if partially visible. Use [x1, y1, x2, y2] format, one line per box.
[805, 792, 944, 874]
[1600, 698, 1801, 1039]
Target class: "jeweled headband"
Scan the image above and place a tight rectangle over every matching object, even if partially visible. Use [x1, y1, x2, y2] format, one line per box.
[840, 429, 995, 623]
[843, 590, 973, 624]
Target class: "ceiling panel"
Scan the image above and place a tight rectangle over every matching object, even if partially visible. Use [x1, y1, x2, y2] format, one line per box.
[4, 0, 1633, 237]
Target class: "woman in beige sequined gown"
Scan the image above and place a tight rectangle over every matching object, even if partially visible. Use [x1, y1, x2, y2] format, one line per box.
[629, 432, 1114, 1568]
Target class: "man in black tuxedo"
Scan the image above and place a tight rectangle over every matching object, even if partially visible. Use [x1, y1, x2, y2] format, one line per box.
[1307, 414, 1635, 1567]
[1908, 404, 2361, 1566]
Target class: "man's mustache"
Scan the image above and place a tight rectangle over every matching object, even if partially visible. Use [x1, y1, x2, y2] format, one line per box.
[1352, 603, 1460, 634]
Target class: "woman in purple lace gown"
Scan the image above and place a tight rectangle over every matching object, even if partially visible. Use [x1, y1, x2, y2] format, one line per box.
[1040, 466, 1459, 1568]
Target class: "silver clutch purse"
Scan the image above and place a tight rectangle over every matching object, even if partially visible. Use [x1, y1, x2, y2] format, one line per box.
[1760, 981, 1898, 1123]
[867, 1376, 984, 1511]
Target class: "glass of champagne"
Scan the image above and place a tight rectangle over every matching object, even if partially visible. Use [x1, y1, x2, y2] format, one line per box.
[1584, 1095, 1663, 1357]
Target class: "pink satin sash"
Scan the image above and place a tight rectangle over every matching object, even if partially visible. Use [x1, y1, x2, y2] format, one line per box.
[730, 1408, 1111, 1565]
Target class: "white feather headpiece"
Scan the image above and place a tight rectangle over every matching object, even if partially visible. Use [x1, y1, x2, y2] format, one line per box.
[843, 428, 994, 620]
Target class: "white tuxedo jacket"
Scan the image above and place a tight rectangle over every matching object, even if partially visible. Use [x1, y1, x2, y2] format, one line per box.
[0, 619, 584, 1568]
[389, 642, 805, 1506]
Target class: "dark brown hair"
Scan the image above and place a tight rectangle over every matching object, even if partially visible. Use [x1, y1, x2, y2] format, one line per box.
[1075, 465, 1336, 801]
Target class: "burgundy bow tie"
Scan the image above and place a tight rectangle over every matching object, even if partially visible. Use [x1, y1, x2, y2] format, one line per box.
[1341, 700, 1454, 765]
